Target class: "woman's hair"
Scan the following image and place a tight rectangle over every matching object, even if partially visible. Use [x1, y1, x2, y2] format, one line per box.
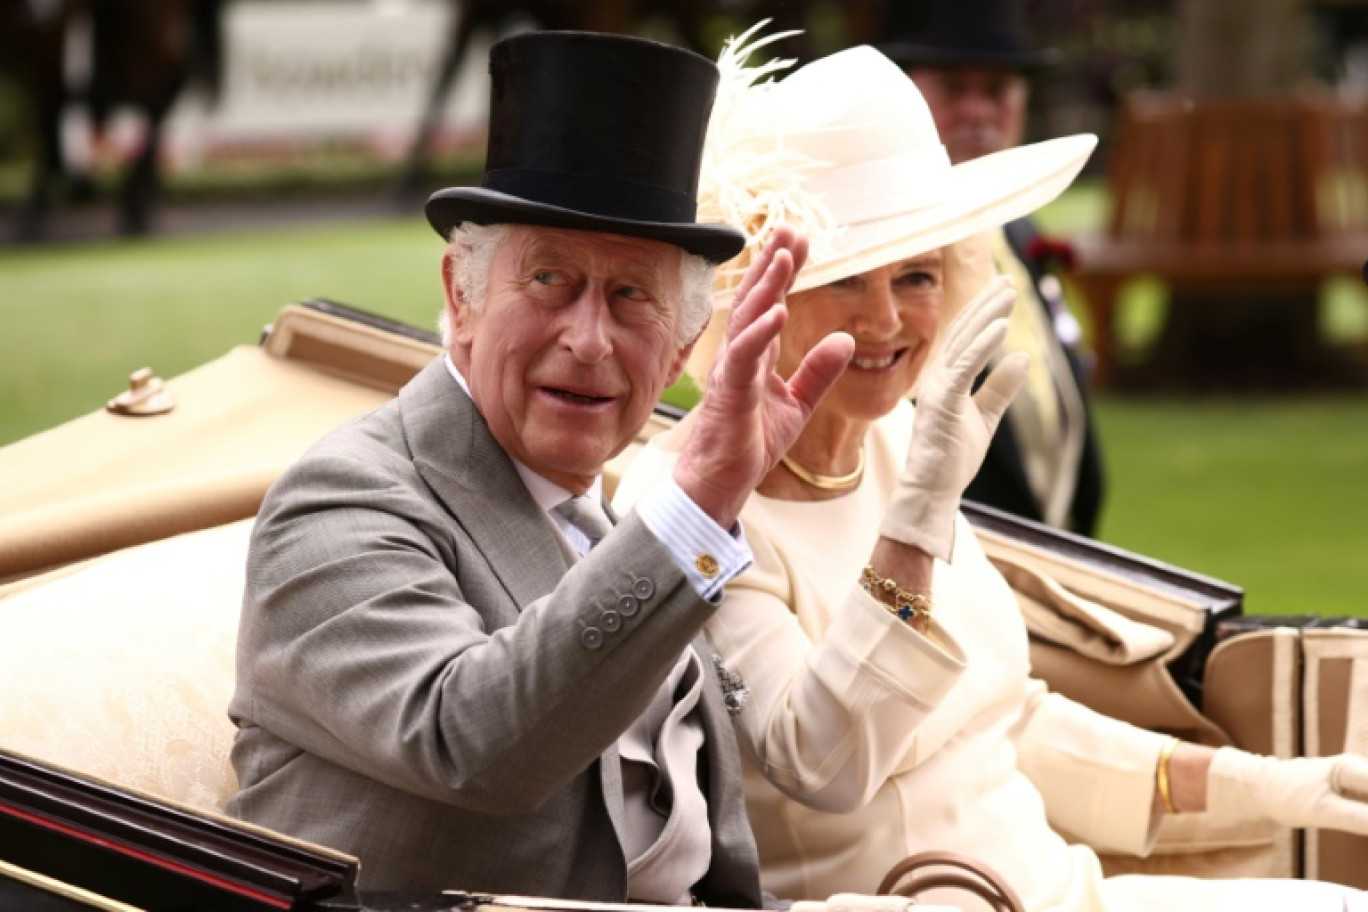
[438, 222, 714, 349]
[908, 234, 1000, 397]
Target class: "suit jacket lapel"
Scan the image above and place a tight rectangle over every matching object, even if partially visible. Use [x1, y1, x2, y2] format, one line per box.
[694, 636, 732, 798]
[599, 743, 627, 859]
[401, 359, 571, 609]
[692, 635, 763, 905]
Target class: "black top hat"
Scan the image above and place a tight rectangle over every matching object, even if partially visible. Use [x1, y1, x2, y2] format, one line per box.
[879, 0, 1060, 73]
[426, 32, 744, 264]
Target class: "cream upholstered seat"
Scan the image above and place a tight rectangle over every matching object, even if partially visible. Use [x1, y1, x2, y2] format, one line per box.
[0, 519, 253, 811]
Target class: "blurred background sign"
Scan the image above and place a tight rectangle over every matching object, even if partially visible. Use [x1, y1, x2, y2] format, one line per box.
[166, 0, 491, 168]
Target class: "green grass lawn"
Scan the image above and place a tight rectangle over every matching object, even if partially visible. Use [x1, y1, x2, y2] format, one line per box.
[1094, 396, 1368, 617]
[2, 202, 1366, 617]
[0, 217, 445, 444]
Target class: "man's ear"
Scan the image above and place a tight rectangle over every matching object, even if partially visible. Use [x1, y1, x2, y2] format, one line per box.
[665, 337, 699, 388]
[442, 250, 477, 349]
[682, 313, 725, 388]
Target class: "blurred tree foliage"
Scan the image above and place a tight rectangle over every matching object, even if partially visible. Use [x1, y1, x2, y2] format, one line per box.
[0, 73, 25, 161]
[1177, 0, 1310, 96]
[1306, 2, 1368, 88]
[1024, 1, 1179, 172]
[1015, 0, 1363, 168]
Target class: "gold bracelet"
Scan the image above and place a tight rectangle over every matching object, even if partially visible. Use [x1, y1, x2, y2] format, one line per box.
[859, 564, 933, 624]
[1156, 736, 1180, 814]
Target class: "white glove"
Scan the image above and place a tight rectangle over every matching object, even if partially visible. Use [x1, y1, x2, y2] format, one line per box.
[879, 275, 1030, 561]
[1206, 747, 1368, 834]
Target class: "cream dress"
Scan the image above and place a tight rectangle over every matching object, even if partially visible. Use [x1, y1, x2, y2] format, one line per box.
[614, 401, 1364, 912]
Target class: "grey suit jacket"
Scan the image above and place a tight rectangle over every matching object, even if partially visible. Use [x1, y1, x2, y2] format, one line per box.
[227, 359, 764, 903]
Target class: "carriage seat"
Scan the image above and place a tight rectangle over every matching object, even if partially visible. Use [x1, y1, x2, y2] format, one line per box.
[0, 520, 250, 812]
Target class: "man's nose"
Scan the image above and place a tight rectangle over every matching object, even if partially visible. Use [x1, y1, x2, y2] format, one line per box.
[957, 88, 1002, 121]
[561, 288, 614, 362]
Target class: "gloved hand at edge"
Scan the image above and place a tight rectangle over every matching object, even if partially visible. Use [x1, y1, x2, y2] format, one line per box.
[878, 275, 1029, 562]
[1206, 747, 1368, 834]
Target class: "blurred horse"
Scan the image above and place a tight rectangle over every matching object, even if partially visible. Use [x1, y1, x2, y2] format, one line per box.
[0, 0, 223, 240]
[395, 0, 885, 197]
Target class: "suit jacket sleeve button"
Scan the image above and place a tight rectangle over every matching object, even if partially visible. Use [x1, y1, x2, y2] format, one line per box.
[600, 610, 622, 633]
[581, 627, 604, 649]
[616, 594, 639, 617]
[632, 577, 655, 600]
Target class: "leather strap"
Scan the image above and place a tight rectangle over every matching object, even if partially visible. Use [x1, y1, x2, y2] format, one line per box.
[877, 851, 1026, 912]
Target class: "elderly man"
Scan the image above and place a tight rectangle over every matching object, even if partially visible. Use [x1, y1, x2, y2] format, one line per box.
[882, 0, 1106, 537]
[226, 31, 852, 899]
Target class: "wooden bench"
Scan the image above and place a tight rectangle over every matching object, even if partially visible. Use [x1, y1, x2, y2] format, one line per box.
[1071, 91, 1368, 386]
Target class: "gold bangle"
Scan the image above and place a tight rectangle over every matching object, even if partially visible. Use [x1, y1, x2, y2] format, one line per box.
[859, 564, 933, 624]
[1156, 736, 1180, 814]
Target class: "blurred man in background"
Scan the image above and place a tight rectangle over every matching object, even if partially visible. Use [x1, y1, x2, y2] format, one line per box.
[883, 0, 1106, 537]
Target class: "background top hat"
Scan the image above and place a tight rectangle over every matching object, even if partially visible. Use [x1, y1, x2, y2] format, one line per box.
[879, 0, 1061, 73]
[426, 31, 745, 264]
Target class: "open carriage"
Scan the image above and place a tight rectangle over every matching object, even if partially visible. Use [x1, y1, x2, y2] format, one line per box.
[2, 302, 1365, 909]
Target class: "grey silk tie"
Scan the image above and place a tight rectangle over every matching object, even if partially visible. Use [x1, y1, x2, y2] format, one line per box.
[555, 495, 613, 552]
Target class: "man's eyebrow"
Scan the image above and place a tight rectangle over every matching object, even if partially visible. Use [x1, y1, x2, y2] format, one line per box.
[614, 259, 671, 291]
[516, 242, 577, 267]
[520, 242, 672, 291]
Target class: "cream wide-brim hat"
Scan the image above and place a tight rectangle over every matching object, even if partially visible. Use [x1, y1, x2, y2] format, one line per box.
[696, 37, 1097, 301]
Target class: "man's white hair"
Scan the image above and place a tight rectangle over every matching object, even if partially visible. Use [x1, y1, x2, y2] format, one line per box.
[439, 223, 715, 349]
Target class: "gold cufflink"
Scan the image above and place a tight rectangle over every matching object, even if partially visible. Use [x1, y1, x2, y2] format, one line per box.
[695, 553, 719, 578]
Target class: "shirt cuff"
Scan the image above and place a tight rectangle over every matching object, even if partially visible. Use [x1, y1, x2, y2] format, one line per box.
[633, 477, 752, 603]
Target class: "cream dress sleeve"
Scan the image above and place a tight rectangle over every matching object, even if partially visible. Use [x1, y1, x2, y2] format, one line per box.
[1012, 680, 1169, 856]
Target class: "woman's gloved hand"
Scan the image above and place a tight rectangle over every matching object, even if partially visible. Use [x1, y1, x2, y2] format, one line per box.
[878, 275, 1029, 562]
[1207, 747, 1368, 834]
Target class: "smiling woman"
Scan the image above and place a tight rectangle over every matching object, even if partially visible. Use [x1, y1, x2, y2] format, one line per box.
[774, 251, 946, 447]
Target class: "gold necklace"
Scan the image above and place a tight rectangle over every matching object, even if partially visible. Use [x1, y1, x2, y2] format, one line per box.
[779, 448, 865, 491]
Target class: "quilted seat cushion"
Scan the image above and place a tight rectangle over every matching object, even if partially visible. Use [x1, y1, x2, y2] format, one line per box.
[0, 519, 253, 811]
